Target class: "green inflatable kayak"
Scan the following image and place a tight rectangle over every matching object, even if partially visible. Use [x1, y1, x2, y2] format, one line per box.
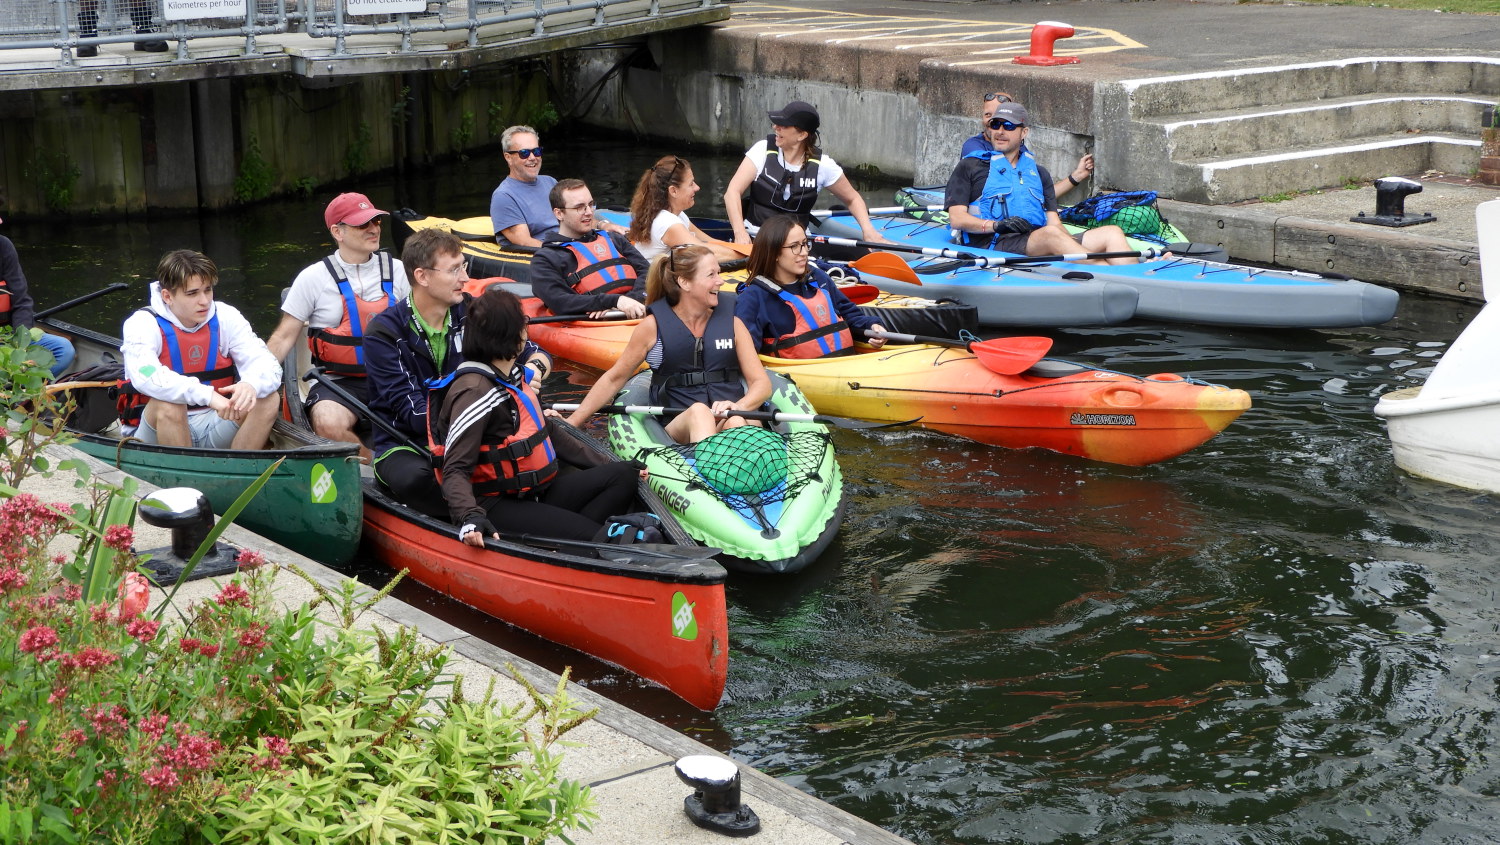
[605, 371, 844, 575]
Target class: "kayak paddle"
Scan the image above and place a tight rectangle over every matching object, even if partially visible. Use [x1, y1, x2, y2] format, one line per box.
[848, 252, 922, 285]
[867, 330, 1053, 376]
[528, 309, 629, 324]
[35, 282, 131, 320]
[550, 402, 919, 431]
[808, 233, 1173, 267]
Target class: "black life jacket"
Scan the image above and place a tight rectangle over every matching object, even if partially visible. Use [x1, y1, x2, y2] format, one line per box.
[648, 294, 743, 408]
[746, 134, 822, 226]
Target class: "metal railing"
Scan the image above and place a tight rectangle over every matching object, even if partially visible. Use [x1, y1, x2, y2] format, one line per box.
[0, 0, 717, 66]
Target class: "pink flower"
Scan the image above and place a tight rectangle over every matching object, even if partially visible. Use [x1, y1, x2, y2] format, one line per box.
[117, 573, 150, 621]
[0, 568, 28, 594]
[63, 647, 119, 672]
[53, 729, 87, 756]
[103, 525, 134, 553]
[235, 548, 266, 569]
[18, 625, 58, 654]
[125, 618, 160, 643]
[47, 686, 68, 706]
[87, 705, 129, 738]
[141, 765, 180, 792]
[178, 637, 202, 653]
[198, 643, 220, 658]
[137, 713, 169, 742]
[263, 736, 290, 756]
[214, 581, 251, 608]
[236, 624, 268, 655]
[96, 769, 119, 794]
[161, 732, 222, 772]
[61, 584, 81, 601]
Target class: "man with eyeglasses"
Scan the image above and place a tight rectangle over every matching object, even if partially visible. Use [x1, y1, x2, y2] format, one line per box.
[959, 92, 1093, 202]
[944, 102, 1137, 265]
[267, 192, 408, 458]
[363, 227, 552, 516]
[530, 179, 649, 321]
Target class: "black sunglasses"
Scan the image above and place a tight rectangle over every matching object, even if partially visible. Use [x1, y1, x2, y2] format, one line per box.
[984, 92, 1013, 103]
[987, 119, 1024, 132]
[507, 146, 543, 159]
[669, 243, 695, 275]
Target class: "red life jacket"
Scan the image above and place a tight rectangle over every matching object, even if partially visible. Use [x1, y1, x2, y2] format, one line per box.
[754, 276, 854, 359]
[0, 277, 11, 325]
[118, 311, 239, 427]
[558, 235, 637, 295]
[428, 362, 558, 497]
[307, 254, 396, 377]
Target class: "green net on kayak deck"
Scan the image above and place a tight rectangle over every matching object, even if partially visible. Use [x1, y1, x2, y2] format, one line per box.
[636, 425, 832, 508]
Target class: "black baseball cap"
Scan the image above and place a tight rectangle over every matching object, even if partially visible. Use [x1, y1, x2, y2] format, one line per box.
[768, 101, 820, 132]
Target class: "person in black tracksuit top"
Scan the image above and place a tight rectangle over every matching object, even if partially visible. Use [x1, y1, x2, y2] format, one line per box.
[430, 288, 639, 546]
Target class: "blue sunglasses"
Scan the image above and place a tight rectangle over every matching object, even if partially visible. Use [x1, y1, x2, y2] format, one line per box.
[507, 146, 544, 159]
[987, 119, 1024, 132]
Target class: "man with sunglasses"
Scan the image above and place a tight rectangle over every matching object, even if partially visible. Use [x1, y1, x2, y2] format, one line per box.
[267, 192, 408, 458]
[530, 179, 649, 320]
[489, 126, 558, 248]
[959, 93, 1093, 201]
[944, 102, 1136, 265]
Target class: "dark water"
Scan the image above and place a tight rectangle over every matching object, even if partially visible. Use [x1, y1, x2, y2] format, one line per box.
[20, 136, 1500, 845]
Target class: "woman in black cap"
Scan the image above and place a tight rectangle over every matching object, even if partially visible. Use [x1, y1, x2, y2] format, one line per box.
[723, 100, 891, 246]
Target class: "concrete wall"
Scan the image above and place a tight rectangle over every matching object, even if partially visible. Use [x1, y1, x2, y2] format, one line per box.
[0, 63, 555, 217]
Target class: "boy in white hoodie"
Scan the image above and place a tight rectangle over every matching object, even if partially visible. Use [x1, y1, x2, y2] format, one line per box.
[120, 250, 281, 450]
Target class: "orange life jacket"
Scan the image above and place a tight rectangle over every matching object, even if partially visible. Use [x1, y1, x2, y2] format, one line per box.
[756, 277, 854, 359]
[118, 312, 239, 427]
[307, 253, 396, 377]
[428, 363, 558, 497]
[558, 236, 637, 295]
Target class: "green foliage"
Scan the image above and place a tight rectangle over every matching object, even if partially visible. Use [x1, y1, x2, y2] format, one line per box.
[391, 86, 412, 128]
[344, 122, 374, 177]
[487, 101, 507, 139]
[0, 338, 596, 843]
[30, 151, 82, 214]
[291, 177, 316, 198]
[451, 110, 476, 161]
[526, 101, 560, 133]
[233, 134, 276, 203]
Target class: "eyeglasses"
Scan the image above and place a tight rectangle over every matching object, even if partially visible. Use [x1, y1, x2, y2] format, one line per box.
[984, 92, 1013, 103]
[341, 218, 383, 230]
[782, 240, 811, 254]
[507, 147, 543, 159]
[559, 201, 597, 213]
[987, 119, 1024, 132]
[424, 262, 469, 278]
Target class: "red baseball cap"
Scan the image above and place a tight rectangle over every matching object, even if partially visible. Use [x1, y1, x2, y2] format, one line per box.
[324, 192, 387, 229]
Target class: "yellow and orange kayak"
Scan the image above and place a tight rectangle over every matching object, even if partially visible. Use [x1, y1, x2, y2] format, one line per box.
[520, 301, 1249, 466]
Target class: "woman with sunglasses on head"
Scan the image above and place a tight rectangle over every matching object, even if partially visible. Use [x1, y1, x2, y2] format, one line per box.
[735, 215, 887, 359]
[565, 244, 771, 445]
[722, 100, 891, 246]
[430, 287, 642, 547]
[627, 155, 743, 265]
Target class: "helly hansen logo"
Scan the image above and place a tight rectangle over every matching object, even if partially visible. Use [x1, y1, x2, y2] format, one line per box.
[799, 178, 816, 188]
[714, 339, 733, 350]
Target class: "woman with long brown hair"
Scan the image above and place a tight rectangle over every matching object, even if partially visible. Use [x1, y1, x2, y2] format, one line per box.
[627, 155, 741, 264]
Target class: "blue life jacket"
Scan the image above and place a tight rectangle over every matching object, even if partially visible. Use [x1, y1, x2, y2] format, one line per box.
[961, 148, 1047, 248]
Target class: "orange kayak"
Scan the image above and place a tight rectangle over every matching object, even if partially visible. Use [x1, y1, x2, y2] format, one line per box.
[521, 302, 1249, 466]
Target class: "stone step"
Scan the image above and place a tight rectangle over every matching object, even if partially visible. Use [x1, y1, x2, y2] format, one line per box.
[1154, 94, 1490, 161]
[1167, 132, 1479, 204]
[1123, 55, 1500, 120]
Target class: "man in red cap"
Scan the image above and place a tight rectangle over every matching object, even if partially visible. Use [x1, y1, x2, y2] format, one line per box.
[267, 192, 409, 458]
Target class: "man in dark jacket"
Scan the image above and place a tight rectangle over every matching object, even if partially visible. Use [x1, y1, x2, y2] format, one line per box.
[529, 179, 649, 320]
[1, 214, 75, 377]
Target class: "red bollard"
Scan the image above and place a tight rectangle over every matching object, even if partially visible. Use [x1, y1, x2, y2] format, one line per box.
[1014, 21, 1080, 66]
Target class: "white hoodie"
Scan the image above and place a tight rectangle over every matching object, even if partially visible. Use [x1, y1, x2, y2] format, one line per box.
[120, 282, 281, 431]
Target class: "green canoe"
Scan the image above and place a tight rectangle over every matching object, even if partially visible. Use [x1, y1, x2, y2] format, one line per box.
[605, 371, 845, 575]
[40, 317, 363, 567]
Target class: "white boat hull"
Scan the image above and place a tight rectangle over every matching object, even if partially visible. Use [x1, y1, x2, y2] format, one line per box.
[1377, 386, 1500, 493]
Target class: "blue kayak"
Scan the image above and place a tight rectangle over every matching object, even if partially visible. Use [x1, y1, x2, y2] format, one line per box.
[814, 213, 1400, 329]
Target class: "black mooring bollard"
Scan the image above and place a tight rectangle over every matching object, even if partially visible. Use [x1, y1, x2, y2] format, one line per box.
[675, 755, 761, 837]
[137, 487, 238, 584]
[1350, 176, 1436, 227]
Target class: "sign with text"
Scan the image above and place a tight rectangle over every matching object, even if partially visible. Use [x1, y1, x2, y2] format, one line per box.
[164, 0, 247, 20]
[346, 0, 428, 14]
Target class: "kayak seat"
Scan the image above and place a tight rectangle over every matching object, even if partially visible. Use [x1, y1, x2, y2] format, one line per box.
[1025, 359, 1092, 378]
